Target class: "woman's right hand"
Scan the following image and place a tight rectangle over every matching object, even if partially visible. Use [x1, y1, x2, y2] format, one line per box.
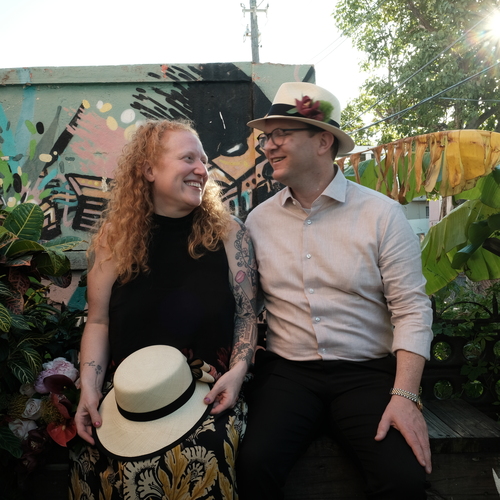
[75, 387, 103, 445]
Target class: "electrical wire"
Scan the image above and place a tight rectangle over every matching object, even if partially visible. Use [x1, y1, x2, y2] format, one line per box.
[353, 60, 500, 133]
[314, 37, 349, 65]
[310, 35, 344, 63]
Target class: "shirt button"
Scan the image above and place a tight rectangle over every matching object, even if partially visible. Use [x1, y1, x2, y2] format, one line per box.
[309, 288, 314, 294]
[315, 317, 320, 322]
[306, 253, 312, 259]
[306, 219, 312, 225]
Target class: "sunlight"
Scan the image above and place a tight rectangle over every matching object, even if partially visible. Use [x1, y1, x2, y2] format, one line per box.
[485, 10, 500, 40]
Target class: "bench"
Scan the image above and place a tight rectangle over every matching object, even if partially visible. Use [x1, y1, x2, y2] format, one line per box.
[21, 332, 500, 499]
[284, 398, 500, 499]
[283, 331, 500, 499]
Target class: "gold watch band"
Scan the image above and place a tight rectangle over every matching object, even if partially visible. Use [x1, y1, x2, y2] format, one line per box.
[389, 387, 423, 411]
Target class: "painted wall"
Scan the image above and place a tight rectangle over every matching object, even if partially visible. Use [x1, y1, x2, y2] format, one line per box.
[0, 62, 314, 275]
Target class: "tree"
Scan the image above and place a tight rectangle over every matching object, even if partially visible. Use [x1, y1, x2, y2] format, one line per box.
[334, 0, 500, 145]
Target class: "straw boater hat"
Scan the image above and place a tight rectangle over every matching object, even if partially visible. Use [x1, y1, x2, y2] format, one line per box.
[248, 82, 355, 155]
[94, 345, 213, 460]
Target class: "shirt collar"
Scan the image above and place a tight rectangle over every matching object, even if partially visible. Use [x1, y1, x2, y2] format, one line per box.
[278, 165, 347, 207]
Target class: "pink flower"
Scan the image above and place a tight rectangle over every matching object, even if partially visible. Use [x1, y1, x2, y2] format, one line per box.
[295, 96, 324, 121]
[9, 419, 38, 440]
[34, 358, 79, 394]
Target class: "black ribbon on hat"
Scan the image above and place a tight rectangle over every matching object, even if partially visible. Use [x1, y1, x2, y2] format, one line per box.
[267, 103, 340, 129]
[117, 377, 196, 422]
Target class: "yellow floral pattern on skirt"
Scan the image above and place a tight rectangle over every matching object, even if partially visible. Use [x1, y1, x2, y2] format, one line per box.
[69, 398, 246, 500]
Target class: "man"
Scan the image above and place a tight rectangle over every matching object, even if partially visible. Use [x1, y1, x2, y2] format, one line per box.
[237, 82, 433, 500]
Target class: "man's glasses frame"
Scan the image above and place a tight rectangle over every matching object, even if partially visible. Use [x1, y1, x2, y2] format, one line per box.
[257, 128, 311, 149]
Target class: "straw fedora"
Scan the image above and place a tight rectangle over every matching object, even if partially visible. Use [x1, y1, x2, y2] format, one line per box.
[93, 345, 212, 460]
[247, 82, 355, 155]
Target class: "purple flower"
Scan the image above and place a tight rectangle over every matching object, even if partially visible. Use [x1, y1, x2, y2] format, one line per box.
[34, 358, 79, 394]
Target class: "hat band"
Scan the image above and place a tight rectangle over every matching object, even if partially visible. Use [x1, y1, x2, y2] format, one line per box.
[267, 103, 340, 129]
[117, 377, 196, 422]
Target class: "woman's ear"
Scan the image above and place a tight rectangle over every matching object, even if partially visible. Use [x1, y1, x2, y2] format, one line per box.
[142, 161, 155, 182]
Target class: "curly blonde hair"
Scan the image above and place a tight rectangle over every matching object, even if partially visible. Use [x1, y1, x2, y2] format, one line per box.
[89, 119, 232, 283]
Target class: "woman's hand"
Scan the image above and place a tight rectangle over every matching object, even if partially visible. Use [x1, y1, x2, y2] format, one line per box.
[203, 361, 247, 415]
[75, 387, 103, 445]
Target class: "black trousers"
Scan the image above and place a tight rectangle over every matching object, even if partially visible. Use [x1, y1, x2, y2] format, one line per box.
[236, 351, 427, 500]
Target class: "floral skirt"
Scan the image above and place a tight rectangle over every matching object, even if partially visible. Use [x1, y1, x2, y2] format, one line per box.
[68, 398, 247, 500]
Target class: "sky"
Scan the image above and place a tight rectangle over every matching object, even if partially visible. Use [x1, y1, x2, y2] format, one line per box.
[0, 0, 366, 108]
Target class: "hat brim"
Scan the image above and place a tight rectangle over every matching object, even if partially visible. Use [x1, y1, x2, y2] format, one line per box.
[93, 380, 212, 460]
[247, 115, 355, 155]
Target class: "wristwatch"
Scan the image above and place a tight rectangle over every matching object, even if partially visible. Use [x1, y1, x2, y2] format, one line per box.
[389, 388, 423, 411]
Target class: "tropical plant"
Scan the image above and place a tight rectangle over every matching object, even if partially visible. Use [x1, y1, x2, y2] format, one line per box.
[0, 202, 85, 496]
[341, 129, 500, 294]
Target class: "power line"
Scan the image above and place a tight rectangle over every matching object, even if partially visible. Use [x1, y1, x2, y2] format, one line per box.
[310, 35, 344, 63]
[345, 12, 492, 127]
[314, 37, 349, 65]
[438, 97, 500, 103]
[353, 60, 500, 133]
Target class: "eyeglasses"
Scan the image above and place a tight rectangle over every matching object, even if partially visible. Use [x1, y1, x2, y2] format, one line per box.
[257, 128, 311, 149]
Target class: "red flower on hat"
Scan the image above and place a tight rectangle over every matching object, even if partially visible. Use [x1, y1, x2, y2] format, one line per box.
[295, 96, 324, 121]
[289, 95, 334, 124]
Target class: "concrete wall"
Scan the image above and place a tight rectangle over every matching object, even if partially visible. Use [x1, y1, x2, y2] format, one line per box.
[0, 62, 314, 275]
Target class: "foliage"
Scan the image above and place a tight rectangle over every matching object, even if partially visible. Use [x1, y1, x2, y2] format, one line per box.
[421, 168, 500, 294]
[0, 202, 86, 496]
[342, 131, 500, 294]
[334, 0, 500, 145]
[431, 278, 500, 410]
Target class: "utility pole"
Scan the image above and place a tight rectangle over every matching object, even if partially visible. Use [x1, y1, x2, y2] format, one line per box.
[241, 0, 268, 63]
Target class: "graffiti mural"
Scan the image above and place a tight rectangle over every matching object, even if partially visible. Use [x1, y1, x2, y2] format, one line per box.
[0, 62, 314, 242]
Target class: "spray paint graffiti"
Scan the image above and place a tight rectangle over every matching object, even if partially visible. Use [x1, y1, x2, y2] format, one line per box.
[0, 62, 314, 240]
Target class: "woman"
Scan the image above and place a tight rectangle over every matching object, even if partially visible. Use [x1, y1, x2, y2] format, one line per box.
[71, 119, 257, 500]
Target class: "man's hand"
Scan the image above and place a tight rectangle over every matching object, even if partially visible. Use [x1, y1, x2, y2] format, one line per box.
[375, 395, 432, 474]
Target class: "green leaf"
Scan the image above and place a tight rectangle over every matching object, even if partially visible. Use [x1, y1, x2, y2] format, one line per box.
[0, 302, 12, 332]
[0, 281, 14, 298]
[20, 345, 43, 373]
[479, 174, 500, 209]
[10, 313, 31, 331]
[467, 220, 491, 246]
[3, 203, 43, 241]
[8, 358, 36, 384]
[33, 250, 70, 276]
[0, 227, 18, 251]
[451, 243, 481, 269]
[487, 213, 500, 232]
[5, 239, 45, 258]
[43, 236, 82, 253]
[0, 426, 22, 458]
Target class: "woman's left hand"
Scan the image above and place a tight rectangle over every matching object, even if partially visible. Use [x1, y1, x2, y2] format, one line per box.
[203, 361, 247, 415]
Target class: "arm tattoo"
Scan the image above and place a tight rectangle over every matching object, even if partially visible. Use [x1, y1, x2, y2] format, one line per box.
[228, 221, 258, 369]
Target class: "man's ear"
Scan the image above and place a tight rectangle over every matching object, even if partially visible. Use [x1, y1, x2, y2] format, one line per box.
[143, 161, 155, 182]
[318, 131, 334, 155]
